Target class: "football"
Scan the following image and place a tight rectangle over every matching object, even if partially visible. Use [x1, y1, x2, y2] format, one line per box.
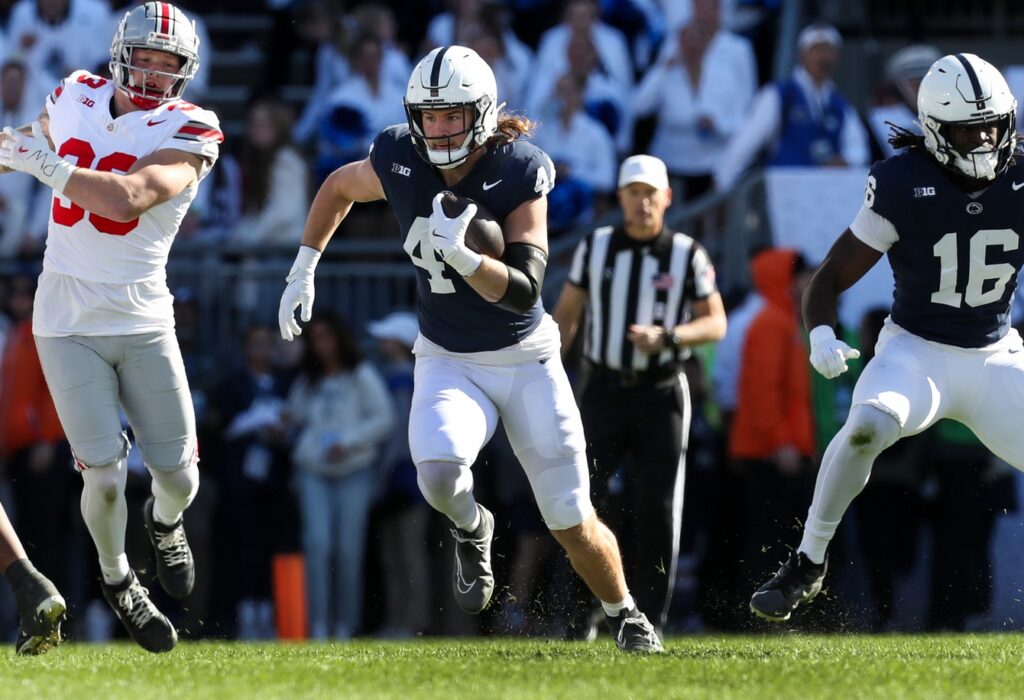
[439, 191, 505, 258]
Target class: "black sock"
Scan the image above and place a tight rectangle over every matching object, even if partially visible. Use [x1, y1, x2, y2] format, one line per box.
[5, 558, 37, 591]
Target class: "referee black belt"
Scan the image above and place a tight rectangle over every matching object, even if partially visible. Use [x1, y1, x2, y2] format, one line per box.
[584, 361, 681, 388]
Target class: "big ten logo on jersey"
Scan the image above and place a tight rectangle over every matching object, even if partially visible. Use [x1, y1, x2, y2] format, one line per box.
[914, 186, 936, 198]
[77, 94, 95, 109]
[53, 139, 138, 236]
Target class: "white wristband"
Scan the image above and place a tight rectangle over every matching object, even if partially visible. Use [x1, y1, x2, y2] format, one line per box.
[41, 158, 76, 195]
[444, 246, 483, 277]
[808, 325, 837, 344]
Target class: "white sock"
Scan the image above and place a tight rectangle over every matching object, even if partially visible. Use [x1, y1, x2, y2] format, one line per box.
[797, 405, 899, 566]
[459, 508, 482, 534]
[149, 462, 200, 526]
[80, 460, 129, 585]
[99, 554, 131, 585]
[601, 593, 635, 617]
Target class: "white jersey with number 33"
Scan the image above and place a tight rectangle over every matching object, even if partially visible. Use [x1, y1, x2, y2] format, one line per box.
[33, 70, 222, 337]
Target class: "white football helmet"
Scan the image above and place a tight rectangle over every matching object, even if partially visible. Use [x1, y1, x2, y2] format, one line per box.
[918, 53, 1017, 181]
[110, 2, 200, 109]
[404, 46, 500, 169]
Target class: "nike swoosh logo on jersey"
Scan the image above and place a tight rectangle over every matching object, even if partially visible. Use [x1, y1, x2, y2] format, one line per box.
[482, 179, 502, 190]
[17, 147, 28, 153]
[147, 119, 166, 126]
[1013, 181, 1024, 191]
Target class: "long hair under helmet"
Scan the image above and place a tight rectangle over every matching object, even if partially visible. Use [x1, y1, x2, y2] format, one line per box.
[110, 2, 200, 110]
[404, 46, 501, 169]
[918, 53, 1017, 181]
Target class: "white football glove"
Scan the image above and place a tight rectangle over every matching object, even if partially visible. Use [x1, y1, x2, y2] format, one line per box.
[429, 192, 482, 277]
[0, 122, 75, 193]
[808, 325, 861, 379]
[278, 245, 321, 341]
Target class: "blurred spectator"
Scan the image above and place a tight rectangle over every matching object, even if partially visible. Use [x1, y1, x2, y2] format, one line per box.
[464, 9, 532, 111]
[714, 23, 869, 191]
[526, 30, 630, 152]
[284, 313, 393, 640]
[728, 249, 816, 603]
[532, 73, 616, 230]
[534, 0, 633, 93]
[208, 324, 294, 640]
[0, 274, 74, 602]
[293, 0, 350, 144]
[366, 311, 430, 639]
[425, 0, 532, 90]
[185, 145, 242, 245]
[633, 0, 756, 200]
[599, 0, 666, 72]
[229, 98, 308, 247]
[8, 0, 112, 86]
[0, 59, 49, 257]
[348, 3, 412, 95]
[867, 45, 940, 160]
[314, 33, 406, 184]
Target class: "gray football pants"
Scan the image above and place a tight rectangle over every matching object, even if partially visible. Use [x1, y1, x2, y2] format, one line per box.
[35, 331, 197, 471]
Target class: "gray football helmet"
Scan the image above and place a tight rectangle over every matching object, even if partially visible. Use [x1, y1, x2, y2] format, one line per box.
[109, 2, 200, 108]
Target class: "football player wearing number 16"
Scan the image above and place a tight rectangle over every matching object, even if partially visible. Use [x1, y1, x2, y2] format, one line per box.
[279, 46, 662, 652]
[751, 53, 1024, 622]
[0, 3, 222, 652]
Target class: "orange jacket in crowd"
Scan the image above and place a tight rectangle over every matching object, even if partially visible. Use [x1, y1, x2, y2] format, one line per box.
[0, 319, 64, 457]
[728, 248, 815, 460]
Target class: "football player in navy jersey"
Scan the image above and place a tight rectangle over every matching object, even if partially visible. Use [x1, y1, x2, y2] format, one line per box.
[279, 46, 662, 652]
[751, 53, 1024, 622]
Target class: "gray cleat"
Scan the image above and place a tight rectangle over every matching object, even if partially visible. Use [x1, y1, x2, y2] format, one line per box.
[605, 607, 664, 653]
[13, 572, 66, 656]
[450, 504, 495, 614]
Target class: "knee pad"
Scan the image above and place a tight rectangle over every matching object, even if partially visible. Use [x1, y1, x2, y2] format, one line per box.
[844, 404, 901, 457]
[524, 454, 594, 531]
[80, 457, 127, 504]
[149, 460, 200, 502]
[415, 461, 472, 504]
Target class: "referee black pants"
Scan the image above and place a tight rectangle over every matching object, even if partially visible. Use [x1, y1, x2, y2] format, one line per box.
[578, 370, 690, 630]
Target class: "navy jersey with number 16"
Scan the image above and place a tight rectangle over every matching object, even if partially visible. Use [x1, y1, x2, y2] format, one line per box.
[856, 147, 1024, 348]
[369, 124, 556, 353]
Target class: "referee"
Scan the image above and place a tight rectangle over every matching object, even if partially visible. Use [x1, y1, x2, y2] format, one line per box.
[553, 155, 727, 635]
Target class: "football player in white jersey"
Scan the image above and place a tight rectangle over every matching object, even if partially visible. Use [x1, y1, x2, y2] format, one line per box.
[0, 2, 222, 653]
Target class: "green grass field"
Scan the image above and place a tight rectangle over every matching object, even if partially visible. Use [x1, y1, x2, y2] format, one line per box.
[3, 635, 1022, 699]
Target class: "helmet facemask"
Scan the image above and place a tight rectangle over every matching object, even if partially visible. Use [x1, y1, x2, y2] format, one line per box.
[404, 95, 497, 169]
[922, 111, 1016, 181]
[109, 2, 200, 110]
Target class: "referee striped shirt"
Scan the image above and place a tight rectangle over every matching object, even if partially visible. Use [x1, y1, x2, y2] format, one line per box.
[567, 225, 718, 372]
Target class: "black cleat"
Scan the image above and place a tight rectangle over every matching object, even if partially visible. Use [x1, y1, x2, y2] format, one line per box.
[605, 607, 664, 653]
[450, 504, 495, 614]
[144, 496, 195, 599]
[750, 551, 827, 622]
[13, 572, 66, 656]
[101, 569, 177, 653]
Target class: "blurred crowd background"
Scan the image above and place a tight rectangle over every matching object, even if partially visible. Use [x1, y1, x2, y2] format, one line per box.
[3, 0, 1024, 642]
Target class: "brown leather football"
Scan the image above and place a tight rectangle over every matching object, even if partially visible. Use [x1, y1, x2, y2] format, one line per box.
[439, 191, 505, 258]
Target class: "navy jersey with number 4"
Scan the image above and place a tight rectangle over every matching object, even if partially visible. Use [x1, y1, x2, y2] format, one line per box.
[861, 147, 1024, 348]
[369, 124, 556, 353]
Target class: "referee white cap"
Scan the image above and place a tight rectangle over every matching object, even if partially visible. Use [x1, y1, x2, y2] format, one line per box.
[618, 155, 669, 190]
